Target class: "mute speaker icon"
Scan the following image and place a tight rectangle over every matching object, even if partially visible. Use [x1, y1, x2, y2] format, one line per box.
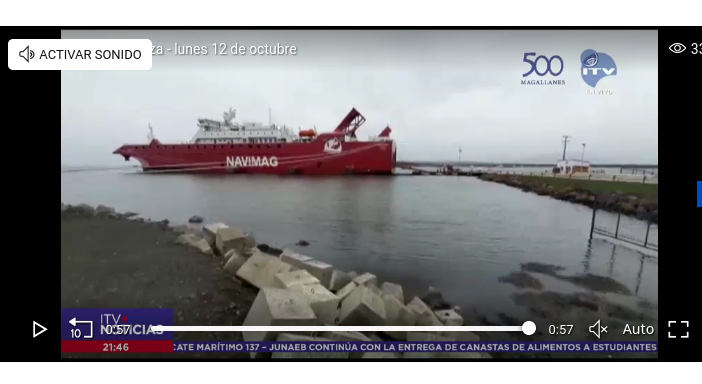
[19, 45, 34, 63]
[588, 319, 608, 339]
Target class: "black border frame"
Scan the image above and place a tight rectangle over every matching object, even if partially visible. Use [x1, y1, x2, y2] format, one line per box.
[4, 25, 692, 362]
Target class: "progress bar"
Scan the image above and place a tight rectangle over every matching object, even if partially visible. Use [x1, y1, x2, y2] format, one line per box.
[152, 321, 536, 335]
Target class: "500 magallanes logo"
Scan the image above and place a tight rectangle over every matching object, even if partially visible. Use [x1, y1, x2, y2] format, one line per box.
[521, 52, 565, 86]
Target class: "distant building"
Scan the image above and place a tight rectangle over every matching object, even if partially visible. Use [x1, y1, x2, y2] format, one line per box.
[553, 159, 590, 174]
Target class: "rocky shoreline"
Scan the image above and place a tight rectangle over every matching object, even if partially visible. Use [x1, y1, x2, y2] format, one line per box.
[478, 174, 658, 224]
[61, 202, 485, 359]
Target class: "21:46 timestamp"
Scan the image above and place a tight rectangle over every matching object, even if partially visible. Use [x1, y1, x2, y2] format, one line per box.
[103, 343, 129, 352]
[549, 325, 573, 335]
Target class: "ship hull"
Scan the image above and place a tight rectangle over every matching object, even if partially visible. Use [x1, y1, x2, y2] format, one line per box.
[114, 140, 396, 175]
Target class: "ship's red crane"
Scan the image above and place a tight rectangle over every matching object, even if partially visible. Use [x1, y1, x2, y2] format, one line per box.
[334, 108, 366, 137]
[378, 125, 392, 138]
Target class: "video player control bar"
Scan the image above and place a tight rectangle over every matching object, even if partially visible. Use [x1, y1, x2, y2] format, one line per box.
[152, 321, 537, 335]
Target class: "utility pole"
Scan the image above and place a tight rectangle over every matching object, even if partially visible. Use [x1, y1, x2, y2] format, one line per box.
[561, 135, 571, 160]
[581, 143, 586, 163]
[458, 146, 462, 165]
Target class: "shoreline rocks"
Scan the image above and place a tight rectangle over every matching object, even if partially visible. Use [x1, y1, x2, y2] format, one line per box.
[421, 286, 452, 310]
[62, 202, 488, 359]
[189, 215, 204, 223]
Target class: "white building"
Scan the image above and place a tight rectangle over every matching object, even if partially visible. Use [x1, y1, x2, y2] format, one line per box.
[554, 159, 590, 174]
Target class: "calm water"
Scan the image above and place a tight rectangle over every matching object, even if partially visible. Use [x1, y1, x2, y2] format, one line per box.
[61, 171, 658, 327]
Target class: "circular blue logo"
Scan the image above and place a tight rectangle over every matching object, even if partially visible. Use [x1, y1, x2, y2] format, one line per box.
[581, 49, 598, 67]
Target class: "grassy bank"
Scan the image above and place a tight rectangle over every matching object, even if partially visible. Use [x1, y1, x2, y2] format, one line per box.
[479, 174, 658, 223]
[495, 175, 658, 198]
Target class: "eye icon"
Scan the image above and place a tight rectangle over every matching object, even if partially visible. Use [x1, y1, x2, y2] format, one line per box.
[669, 43, 686, 53]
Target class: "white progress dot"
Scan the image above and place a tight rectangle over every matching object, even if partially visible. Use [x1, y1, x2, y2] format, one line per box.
[522, 321, 536, 335]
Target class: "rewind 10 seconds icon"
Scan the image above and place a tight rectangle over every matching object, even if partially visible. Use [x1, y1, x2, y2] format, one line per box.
[669, 43, 702, 54]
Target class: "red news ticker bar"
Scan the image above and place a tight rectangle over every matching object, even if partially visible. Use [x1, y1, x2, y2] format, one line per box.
[62, 340, 173, 353]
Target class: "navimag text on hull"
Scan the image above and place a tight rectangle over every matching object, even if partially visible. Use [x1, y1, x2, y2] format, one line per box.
[113, 108, 396, 175]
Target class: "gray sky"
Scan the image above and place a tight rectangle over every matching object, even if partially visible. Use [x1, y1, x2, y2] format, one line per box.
[61, 30, 658, 165]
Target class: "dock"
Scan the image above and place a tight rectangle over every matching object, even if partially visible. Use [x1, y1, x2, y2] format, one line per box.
[395, 164, 485, 177]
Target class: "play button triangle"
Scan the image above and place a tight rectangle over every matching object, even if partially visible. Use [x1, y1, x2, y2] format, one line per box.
[33, 321, 47, 338]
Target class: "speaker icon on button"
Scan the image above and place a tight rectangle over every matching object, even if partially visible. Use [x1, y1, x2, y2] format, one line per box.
[19, 46, 35, 63]
[589, 320, 608, 339]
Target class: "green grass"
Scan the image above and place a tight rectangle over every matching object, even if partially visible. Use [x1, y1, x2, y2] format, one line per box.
[504, 175, 658, 198]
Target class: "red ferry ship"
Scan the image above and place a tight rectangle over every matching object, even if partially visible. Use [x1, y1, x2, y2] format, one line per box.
[113, 108, 396, 175]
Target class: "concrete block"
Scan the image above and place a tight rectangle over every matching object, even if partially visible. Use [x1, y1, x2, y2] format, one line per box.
[272, 334, 348, 358]
[381, 282, 404, 303]
[280, 249, 313, 266]
[242, 288, 318, 348]
[434, 309, 463, 326]
[407, 297, 443, 326]
[421, 285, 451, 310]
[353, 272, 378, 287]
[280, 249, 334, 288]
[248, 248, 277, 259]
[336, 281, 357, 302]
[382, 294, 417, 340]
[243, 232, 256, 249]
[215, 226, 247, 255]
[202, 222, 229, 246]
[257, 258, 294, 289]
[274, 269, 320, 289]
[361, 352, 400, 359]
[223, 248, 237, 262]
[289, 283, 340, 325]
[368, 284, 383, 297]
[223, 249, 246, 274]
[338, 285, 386, 326]
[403, 332, 485, 358]
[236, 252, 274, 287]
[240, 233, 257, 257]
[189, 238, 214, 256]
[329, 270, 352, 292]
[243, 247, 258, 258]
[175, 233, 200, 245]
[301, 259, 335, 288]
[236, 253, 294, 289]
